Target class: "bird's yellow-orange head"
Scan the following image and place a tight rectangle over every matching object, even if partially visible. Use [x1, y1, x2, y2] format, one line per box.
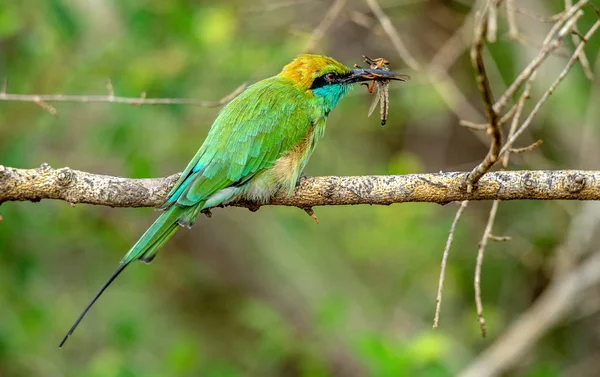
[278, 54, 351, 91]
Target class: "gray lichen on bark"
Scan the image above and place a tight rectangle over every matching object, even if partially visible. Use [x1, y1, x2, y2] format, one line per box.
[0, 164, 598, 209]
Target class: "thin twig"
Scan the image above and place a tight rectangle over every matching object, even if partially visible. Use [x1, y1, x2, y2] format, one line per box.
[459, 104, 518, 131]
[501, 72, 536, 166]
[494, 1, 588, 113]
[499, 19, 600, 158]
[475, 199, 500, 337]
[371, 0, 486, 125]
[472, 65, 541, 338]
[466, 5, 501, 192]
[505, 0, 519, 39]
[498, 103, 518, 127]
[303, 0, 347, 52]
[486, 0, 499, 43]
[459, 120, 488, 131]
[515, 8, 568, 23]
[593, 3, 600, 18]
[425, 8, 493, 136]
[565, 0, 594, 79]
[578, 58, 600, 167]
[0, 83, 248, 108]
[469, 68, 536, 338]
[472, 70, 537, 337]
[512, 34, 574, 59]
[509, 140, 543, 154]
[427, 71, 485, 124]
[488, 235, 511, 242]
[459, 250, 600, 377]
[364, 0, 420, 71]
[433, 200, 469, 329]
[429, 11, 477, 72]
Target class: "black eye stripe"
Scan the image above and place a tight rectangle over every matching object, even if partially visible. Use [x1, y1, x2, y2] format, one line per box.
[310, 72, 350, 89]
[309, 75, 330, 89]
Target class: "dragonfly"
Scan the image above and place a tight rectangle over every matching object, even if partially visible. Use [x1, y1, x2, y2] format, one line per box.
[356, 56, 411, 126]
[361, 56, 392, 126]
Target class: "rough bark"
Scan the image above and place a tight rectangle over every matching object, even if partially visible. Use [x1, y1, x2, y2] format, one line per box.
[0, 164, 598, 209]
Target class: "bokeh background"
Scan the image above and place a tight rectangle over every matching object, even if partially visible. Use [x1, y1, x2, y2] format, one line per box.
[1, 0, 600, 376]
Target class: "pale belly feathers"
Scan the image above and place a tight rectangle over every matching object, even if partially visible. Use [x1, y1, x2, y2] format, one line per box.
[203, 123, 321, 208]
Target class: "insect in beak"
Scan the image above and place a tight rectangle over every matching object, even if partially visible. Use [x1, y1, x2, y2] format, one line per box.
[355, 56, 410, 126]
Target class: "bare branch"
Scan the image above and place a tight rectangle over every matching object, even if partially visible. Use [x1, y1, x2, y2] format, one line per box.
[499, 19, 600, 157]
[474, 200, 500, 338]
[565, 0, 594, 80]
[303, 0, 347, 52]
[514, 8, 568, 24]
[505, 0, 519, 39]
[370, 0, 486, 125]
[0, 83, 248, 108]
[494, 1, 588, 113]
[459, 120, 488, 131]
[433, 200, 469, 329]
[466, 6, 502, 192]
[459, 247, 600, 377]
[470, 65, 537, 338]
[501, 72, 536, 166]
[437, 3, 513, 329]
[429, 11, 476, 72]
[459, 104, 519, 131]
[2, 165, 600, 209]
[486, 0, 499, 43]
[488, 235, 511, 242]
[364, 0, 420, 71]
[509, 140, 543, 154]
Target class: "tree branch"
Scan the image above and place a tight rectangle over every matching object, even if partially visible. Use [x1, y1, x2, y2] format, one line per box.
[1, 164, 599, 209]
[466, 3, 501, 192]
[0, 82, 248, 112]
[459, 243, 600, 377]
[493, 0, 588, 113]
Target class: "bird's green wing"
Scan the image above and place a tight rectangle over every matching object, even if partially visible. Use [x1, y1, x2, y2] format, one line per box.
[162, 77, 316, 209]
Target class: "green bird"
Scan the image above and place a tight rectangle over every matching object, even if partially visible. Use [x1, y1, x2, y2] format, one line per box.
[59, 54, 408, 347]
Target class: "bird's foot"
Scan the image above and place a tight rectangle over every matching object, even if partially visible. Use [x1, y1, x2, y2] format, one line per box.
[246, 203, 261, 212]
[302, 207, 319, 224]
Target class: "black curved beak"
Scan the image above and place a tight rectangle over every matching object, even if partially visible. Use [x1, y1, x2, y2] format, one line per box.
[344, 68, 411, 84]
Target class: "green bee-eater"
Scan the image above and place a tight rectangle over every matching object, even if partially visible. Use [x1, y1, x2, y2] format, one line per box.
[59, 54, 408, 346]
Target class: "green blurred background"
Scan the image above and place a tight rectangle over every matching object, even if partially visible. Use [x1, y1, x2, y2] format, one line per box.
[1, 0, 600, 376]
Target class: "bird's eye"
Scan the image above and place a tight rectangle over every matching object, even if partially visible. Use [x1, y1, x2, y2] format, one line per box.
[325, 72, 337, 82]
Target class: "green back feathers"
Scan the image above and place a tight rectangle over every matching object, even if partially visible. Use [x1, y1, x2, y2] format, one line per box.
[164, 76, 320, 209]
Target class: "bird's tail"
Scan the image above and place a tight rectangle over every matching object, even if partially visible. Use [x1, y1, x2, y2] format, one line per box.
[58, 205, 187, 348]
[122, 205, 186, 265]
